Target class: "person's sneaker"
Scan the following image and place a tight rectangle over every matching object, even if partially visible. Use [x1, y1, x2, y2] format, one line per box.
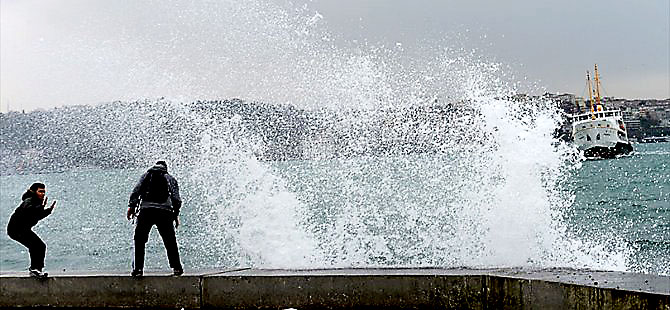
[131, 269, 143, 277]
[29, 268, 48, 279]
[173, 268, 183, 276]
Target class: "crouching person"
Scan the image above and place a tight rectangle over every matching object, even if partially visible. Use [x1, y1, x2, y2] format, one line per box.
[7, 182, 56, 278]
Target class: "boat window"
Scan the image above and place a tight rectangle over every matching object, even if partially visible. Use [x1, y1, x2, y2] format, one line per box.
[596, 133, 600, 140]
[582, 126, 586, 129]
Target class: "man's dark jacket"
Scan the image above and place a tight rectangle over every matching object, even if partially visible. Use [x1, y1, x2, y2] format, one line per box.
[128, 164, 182, 217]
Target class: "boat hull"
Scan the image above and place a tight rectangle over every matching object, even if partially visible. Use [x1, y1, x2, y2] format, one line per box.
[583, 142, 634, 159]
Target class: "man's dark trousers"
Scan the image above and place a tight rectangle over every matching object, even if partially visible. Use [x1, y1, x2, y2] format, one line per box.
[132, 208, 182, 271]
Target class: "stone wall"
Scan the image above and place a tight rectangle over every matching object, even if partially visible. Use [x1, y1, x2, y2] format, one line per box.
[1, 268, 668, 309]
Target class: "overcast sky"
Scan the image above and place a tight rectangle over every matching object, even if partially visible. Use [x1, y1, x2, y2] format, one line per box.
[1, 0, 668, 112]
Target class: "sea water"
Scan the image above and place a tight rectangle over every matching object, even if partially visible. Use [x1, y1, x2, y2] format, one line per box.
[1, 143, 668, 274]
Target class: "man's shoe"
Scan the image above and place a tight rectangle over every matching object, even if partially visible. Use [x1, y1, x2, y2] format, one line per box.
[131, 269, 143, 277]
[173, 268, 183, 276]
[29, 268, 48, 279]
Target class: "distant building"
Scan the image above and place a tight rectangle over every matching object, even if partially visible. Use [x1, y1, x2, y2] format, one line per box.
[623, 115, 641, 138]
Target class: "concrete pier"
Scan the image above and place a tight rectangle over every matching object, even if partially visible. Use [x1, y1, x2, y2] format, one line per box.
[1, 268, 668, 309]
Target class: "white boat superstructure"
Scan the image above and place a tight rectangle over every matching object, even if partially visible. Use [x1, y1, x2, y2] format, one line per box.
[570, 65, 633, 159]
[571, 110, 632, 158]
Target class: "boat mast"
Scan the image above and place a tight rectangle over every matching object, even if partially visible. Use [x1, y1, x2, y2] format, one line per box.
[594, 64, 602, 107]
[586, 70, 595, 119]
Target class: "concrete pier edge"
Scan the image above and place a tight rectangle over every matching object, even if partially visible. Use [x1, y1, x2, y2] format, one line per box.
[1, 268, 668, 309]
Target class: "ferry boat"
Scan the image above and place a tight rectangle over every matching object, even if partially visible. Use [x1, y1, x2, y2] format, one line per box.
[570, 65, 633, 159]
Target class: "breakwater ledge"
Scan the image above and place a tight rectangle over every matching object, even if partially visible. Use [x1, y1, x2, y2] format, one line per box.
[1, 267, 668, 309]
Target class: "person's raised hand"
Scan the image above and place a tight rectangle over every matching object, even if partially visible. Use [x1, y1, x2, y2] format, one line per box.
[43, 197, 56, 210]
